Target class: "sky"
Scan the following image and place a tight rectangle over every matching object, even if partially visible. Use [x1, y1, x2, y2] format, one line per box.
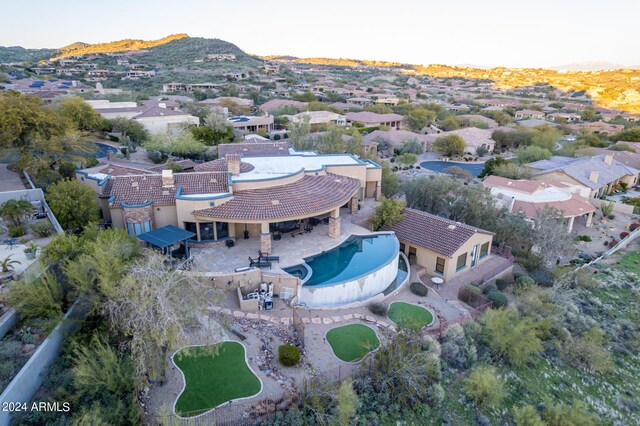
[2, 0, 639, 68]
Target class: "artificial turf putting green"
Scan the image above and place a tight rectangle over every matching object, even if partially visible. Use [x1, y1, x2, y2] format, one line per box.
[173, 341, 261, 417]
[388, 302, 434, 331]
[326, 324, 380, 362]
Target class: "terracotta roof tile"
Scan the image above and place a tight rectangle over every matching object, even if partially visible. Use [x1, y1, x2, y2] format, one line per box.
[194, 173, 360, 220]
[193, 159, 255, 173]
[382, 208, 493, 257]
[109, 172, 228, 207]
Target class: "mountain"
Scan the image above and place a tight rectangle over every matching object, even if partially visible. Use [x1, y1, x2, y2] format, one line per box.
[136, 37, 261, 66]
[52, 34, 188, 59]
[59, 41, 90, 52]
[0, 46, 57, 63]
[552, 61, 634, 71]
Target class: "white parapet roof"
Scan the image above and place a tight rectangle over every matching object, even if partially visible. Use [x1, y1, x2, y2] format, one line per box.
[234, 154, 370, 181]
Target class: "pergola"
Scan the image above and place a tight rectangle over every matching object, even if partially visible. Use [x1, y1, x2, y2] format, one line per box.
[137, 225, 195, 259]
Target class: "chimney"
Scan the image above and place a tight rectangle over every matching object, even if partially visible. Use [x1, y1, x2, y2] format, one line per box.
[604, 154, 613, 165]
[589, 170, 599, 184]
[162, 169, 174, 187]
[226, 154, 241, 176]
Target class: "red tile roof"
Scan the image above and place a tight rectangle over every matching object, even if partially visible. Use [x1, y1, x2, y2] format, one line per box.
[382, 208, 493, 257]
[194, 173, 360, 220]
[511, 196, 595, 219]
[108, 172, 228, 207]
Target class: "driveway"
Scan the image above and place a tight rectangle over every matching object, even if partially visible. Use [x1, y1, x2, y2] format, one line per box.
[0, 164, 25, 192]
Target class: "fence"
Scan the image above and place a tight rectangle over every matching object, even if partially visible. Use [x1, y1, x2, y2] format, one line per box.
[148, 390, 296, 426]
[0, 300, 88, 426]
[591, 198, 635, 215]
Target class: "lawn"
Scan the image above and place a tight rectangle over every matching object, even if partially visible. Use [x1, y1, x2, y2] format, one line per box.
[326, 324, 380, 362]
[388, 302, 433, 331]
[173, 341, 261, 417]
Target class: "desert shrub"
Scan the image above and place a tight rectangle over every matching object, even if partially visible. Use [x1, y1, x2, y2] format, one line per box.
[441, 323, 477, 370]
[30, 221, 54, 238]
[630, 223, 640, 231]
[368, 302, 388, 316]
[409, 281, 429, 297]
[83, 157, 100, 168]
[7, 224, 26, 238]
[620, 231, 629, 239]
[543, 399, 596, 426]
[426, 383, 445, 405]
[516, 275, 535, 287]
[480, 308, 543, 365]
[465, 284, 482, 294]
[463, 365, 505, 408]
[513, 271, 527, 280]
[487, 290, 508, 308]
[576, 235, 592, 242]
[495, 279, 509, 291]
[278, 344, 301, 366]
[529, 268, 554, 287]
[563, 327, 613, 373]
[608, 214, 615, 220]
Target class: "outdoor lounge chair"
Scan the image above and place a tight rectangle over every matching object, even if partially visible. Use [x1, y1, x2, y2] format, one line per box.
[248, 256, 271, 269]
[258, 250, 279, 263]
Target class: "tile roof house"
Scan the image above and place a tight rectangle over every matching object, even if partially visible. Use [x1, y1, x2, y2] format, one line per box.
[217, 141, 292, 157]
[259, 99, 308, 113]
[526, 154, 639, 198]
[483, 175, 596, 232]
[77, 150, 383, 254]
[423, 127, 495, 155]
[345, 111, 404, 130]
[363, 130, 434, 154]
[383, 208, 494, 280]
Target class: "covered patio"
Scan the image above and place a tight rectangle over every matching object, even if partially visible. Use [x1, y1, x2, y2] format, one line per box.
[188, 212, 371, 274]
[137, 225, 195, 260]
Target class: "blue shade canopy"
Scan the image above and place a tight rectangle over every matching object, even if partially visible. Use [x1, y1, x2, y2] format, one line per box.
[137, 225, 195, 248]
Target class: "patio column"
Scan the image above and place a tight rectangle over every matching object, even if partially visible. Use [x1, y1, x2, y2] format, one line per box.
[350, 196, 358, 215]
[585, 211, 593, 228]
[260, 222, 271, 254]
[374, 182, 382, 201]
[566, 216, 575, 233]
[328, 207, 341, 239]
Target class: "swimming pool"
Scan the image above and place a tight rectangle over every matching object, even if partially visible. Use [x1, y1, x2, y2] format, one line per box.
[93, 143, 119, 158]
[285, 233, 403, 308]
[420, 161, 485, 177]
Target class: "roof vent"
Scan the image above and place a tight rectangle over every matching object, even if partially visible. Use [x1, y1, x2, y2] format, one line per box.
[162, 190, 170, 196]
[271, 199, 280, 205]
[447, 224, 457, 230]
[131, 181, 139, 188]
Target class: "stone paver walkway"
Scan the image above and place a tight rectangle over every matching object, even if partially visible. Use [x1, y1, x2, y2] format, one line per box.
[0, 164, 25, 192]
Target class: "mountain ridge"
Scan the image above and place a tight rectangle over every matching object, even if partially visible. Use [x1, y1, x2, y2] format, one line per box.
[51, 34, 188, 59]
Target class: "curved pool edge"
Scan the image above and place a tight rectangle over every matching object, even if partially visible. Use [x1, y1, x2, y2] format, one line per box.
[284, 231, 399, 289]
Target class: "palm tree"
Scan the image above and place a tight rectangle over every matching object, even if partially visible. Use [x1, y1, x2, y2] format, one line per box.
[1, 199, 32, 227]
[1, 255, 21, 273]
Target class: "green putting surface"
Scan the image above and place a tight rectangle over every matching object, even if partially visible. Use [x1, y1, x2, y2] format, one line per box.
[173, 342, 261, 417]
[388, 302, 434, 331]
[326, 324, 380, 362]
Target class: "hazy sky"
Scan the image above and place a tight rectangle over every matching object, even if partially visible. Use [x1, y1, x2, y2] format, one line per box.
[3, 0, 639, 68]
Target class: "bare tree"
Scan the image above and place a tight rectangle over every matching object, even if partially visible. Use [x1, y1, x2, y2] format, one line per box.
[106, 252, 225, 383]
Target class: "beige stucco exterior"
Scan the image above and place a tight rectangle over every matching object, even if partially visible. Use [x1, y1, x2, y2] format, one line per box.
[399, 231, 493, 280]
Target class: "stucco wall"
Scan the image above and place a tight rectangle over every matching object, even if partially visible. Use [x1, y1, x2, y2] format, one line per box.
[403, 231, 493, 280]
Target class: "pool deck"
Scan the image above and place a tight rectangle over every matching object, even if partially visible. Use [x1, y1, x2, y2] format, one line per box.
[189, 210, 375, 275]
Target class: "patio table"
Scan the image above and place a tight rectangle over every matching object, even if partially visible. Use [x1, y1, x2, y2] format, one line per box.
[431, 277, 444, 290]
[3, 238, 17, 249]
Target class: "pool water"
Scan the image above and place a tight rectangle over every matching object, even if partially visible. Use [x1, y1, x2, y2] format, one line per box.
[284, 234, 399, 287]
[93, 143, 119, 158]
[420, 161, 485, 177]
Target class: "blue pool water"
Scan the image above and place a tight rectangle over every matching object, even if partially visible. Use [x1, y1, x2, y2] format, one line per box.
[92, 143, 119, 158]
[284, 234, 399, 287]
[420, 161, 485, 177]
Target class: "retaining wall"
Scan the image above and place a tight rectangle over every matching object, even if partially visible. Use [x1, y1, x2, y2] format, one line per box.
[0, 301, 88, 426]
[0, 309, 18, 341]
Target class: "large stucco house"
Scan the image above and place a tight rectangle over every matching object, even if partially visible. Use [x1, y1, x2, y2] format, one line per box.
[76, 145, 382, 254]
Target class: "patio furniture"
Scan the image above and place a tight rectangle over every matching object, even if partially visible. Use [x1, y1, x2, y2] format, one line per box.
[272, 231, 282, 241]
[3, 238, 17, 250]
[226, 239, 235, 248]
[431, 277, 444, 290]
[258, 250, 280, 263]
[291, 231, 304, 238]
[249, 256, 271, 269]
[304, 225, 313, 233]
